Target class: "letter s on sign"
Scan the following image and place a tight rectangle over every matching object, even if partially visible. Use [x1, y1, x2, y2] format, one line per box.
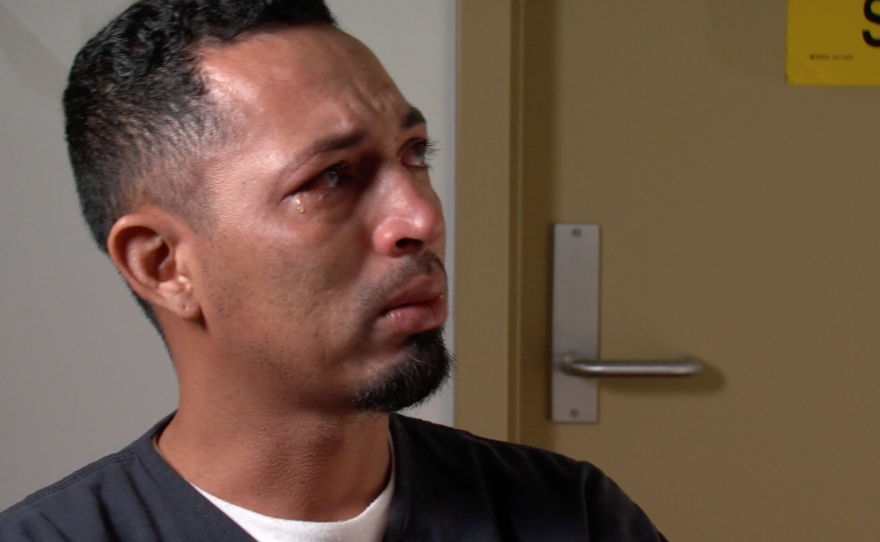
[865, 0, 880, 46]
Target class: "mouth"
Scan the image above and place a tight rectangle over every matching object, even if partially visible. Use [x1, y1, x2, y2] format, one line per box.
[378, 273, 448, 334]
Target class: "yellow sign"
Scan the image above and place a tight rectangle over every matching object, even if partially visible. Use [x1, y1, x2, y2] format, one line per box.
[787, 0, 880, 85]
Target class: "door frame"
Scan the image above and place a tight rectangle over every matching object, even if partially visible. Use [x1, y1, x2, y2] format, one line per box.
[454, 0, 524, 442]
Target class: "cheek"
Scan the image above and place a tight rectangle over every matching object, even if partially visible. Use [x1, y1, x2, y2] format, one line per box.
[197, 203, 376, 321]
[252, 232, 371, 315]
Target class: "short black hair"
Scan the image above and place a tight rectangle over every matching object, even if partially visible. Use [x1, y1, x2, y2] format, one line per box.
[63, 0, 336, 327]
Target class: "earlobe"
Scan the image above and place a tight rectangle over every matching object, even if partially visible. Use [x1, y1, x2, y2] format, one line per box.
[107, 210, 202, 322]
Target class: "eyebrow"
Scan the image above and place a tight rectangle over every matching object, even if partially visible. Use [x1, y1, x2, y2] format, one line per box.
[279, 130, 367, 180]
[403, 106, 427, 129]
[304, 131, 368, 160]
[281, 106, 428, 178]
[305, 106, 425, 160]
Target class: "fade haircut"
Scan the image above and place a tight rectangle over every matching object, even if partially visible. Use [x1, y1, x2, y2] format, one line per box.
[63, 0, 336, 327]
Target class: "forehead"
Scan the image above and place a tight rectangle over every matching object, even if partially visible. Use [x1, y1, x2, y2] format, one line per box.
[198, 25, 409, 135]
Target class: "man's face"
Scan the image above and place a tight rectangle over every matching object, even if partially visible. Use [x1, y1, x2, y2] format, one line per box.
[187, 25, 449, 411]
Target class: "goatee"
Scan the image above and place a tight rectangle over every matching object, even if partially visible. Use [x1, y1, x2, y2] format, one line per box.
[353, 327, 452, 412]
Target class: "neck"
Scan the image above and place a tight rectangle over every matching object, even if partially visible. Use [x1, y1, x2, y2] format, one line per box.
[156, 322, 395, 521]
[156, 401, 392, 522]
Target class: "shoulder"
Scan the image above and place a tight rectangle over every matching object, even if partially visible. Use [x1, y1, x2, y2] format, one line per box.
[388, 414, 667, 542]
[391, 413, 594, 481]
[390, 413, 617, 500]
[0, 446, 141, 541]
[0, 415, 213, 542]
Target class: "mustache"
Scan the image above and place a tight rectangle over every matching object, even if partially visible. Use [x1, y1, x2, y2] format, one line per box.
[411, 249, 445, 278]
[358, 250, 447, 316]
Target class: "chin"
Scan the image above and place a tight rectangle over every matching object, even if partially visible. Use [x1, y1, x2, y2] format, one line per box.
[352, 328, 452, 412]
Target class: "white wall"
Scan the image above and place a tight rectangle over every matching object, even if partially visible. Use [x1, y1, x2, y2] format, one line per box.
[0, 0, 455, 509]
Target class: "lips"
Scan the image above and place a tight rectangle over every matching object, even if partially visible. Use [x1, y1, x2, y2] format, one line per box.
[378, 273, 448, 334]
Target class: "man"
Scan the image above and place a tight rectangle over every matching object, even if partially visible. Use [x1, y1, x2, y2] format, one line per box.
[0, 1, 667, 540]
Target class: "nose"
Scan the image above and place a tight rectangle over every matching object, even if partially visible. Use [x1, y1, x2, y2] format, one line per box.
[371, 166, 445, 257]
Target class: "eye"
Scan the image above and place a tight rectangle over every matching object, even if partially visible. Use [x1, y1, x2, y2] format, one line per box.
[324, 166, 343, 188]
[402, 139, 437, 169]
[308, 162, 350, 191]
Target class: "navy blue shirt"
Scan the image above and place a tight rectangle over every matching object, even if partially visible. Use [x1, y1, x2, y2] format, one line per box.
[0, 414, 667, 541]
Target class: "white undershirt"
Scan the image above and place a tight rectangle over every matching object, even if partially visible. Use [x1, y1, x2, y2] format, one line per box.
[194, 464, 394, 542]
[192, 450, 395, 542]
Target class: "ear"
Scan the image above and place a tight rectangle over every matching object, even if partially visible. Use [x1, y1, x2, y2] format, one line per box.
[106, 208, 202, 322]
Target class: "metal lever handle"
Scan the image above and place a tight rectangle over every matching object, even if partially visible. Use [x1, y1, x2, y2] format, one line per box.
[563, 354, 702, 377]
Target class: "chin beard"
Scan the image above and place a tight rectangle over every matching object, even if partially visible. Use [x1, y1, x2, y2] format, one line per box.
[353, 327, 452, 413]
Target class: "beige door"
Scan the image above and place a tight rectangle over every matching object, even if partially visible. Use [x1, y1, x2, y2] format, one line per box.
[454, 2, 880, 541]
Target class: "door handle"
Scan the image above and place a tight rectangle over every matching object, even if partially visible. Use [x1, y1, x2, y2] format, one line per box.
[561, 353, 703, 377]
[551, 224, 702, 423]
